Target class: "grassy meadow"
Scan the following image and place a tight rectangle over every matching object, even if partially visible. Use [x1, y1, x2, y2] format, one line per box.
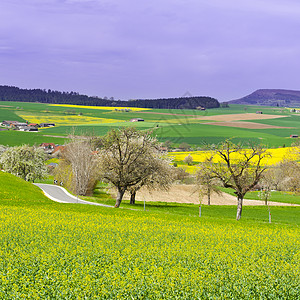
[1, 101, 300, 147]
[0, 172, 299, 298]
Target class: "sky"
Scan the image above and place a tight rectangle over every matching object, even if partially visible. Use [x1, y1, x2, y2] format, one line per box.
[1, 0, 300, 102]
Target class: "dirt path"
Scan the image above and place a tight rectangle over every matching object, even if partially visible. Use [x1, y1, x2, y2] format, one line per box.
[206, 121, 292, 129]
[113, 184, 299, 206]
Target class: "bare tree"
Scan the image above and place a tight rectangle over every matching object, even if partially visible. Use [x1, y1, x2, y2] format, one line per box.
[278, 160, 300, 192]
[56, 136, 99, 196]
[98, 127, 169, 208]
[262, 163, 283, 191]
[258, 178, 272, 223]
[196, 158, 221, 205]
[206, 140, 270, 220]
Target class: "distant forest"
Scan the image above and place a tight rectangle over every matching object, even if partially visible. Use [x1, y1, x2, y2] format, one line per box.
[0, 85, 220, 109]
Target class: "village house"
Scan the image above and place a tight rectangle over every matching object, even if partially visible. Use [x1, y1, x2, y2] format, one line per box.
[1, 120, 19, 126]
[18, 125, 38, 132]
[28, 123, 40, 128]
[39, 123, 55, 127]
[130, 118, 144, 122]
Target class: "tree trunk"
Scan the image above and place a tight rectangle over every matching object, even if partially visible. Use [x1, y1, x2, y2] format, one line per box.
[236, 197, 243, 220]
[207, 187, 211, 206]
[115, 188, 125, 208]
[130, 191, 136, 205]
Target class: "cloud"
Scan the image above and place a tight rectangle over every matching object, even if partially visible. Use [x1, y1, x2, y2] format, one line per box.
[0, 0, 300, 100]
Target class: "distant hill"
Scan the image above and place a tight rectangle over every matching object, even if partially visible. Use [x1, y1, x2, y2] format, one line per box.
[0, 85, 220, 110]
[229, 89, 300, 107]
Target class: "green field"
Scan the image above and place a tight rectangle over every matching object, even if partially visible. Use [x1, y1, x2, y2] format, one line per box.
[1, 101, 300, 147]
[0, 172, 299, 298]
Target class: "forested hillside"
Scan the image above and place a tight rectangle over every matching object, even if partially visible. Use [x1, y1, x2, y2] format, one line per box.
[0, 85, 219, 109]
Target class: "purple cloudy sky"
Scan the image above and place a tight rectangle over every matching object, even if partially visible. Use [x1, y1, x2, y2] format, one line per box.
[1, 0, 300, 101]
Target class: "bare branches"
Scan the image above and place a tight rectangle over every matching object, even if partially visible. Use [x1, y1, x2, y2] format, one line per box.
[202, 140, 270, 220]
[98, 127, 173, 207]
[56, 135, 99, 196]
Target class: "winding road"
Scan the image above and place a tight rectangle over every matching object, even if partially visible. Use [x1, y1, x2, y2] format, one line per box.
[34, 183, 113, 207]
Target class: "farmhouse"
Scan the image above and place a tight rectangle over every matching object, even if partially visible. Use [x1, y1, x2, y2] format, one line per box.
[130, 118, 144, 122]
[28, 123, 40, 128]
[18, 126, 38, 132]
[1, 120, 19, 126]
[40, 143, 56, 149]
[40, 123, 55, 127]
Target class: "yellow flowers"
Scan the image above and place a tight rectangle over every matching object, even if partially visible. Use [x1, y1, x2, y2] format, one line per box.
[170, 147, 299, 166]
[49, 104, 151, 111]
[0, 203, 299, 298]
[17, 113, 124, 126]
[0, 172, 299, 298]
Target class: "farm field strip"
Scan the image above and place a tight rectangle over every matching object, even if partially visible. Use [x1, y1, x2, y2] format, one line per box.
[16, 112, 124, 126]
[49, 104, 151, 111]
[170, 146, 299, 166]
[206, 121, 293, 129]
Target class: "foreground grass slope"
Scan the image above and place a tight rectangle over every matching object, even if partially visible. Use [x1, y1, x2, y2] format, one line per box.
[0, 173, 299, 298]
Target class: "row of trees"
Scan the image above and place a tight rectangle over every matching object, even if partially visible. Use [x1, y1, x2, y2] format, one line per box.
[53, 128, 174, 208]
[0, 85, 220, 109]
[1, 130, 298, 221]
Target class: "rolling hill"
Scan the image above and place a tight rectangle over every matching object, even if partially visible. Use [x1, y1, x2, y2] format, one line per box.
[229, 89, 300, 107]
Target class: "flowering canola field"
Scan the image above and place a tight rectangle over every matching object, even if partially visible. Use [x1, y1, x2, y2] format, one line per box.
[17, 113, 124, 126]
[0, 203, 299, 298]
[0, 173, 299, 298]
[171, 147, 298, 166]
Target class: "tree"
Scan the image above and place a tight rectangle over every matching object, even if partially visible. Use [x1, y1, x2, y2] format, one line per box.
[205, 140, 270, 220]
[179, 142, 190, 151]
[98, 127, 168, 208]
[0, 145, 47, 181]
[55, 136, 99, 196]
[0, 145, 8, 157]
[184, 154, 194, 166]
[128, 156, 174, 204]
[196, 158, 221, 206]
[258, 179, 272, 223]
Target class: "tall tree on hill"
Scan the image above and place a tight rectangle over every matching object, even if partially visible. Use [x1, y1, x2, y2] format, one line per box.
[204, 140, 270, 220]
[98, 127, 171, 207]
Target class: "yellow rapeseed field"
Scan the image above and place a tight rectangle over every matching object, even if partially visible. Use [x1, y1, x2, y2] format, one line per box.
[0, 205, 299, 298]
[170, 147, 299, 166]
[0, 172, 299, 298]
[49, 104, 151, 111]
[17, 113, 123, 126]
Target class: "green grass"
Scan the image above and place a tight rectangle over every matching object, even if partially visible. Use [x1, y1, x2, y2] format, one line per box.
[1, 101, 300, 147]
[220, 187, 300, 205]
[0, 130, 65, 146]
[0, 172, 52, 206]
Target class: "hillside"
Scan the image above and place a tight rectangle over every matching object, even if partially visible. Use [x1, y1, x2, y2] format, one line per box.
[0, 85, 220, 109]
[229, 89, 300, 107]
